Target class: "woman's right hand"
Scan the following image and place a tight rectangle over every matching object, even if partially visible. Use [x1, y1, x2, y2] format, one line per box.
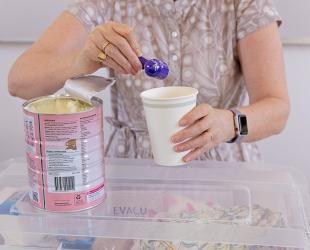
[73, 21, 143, 76]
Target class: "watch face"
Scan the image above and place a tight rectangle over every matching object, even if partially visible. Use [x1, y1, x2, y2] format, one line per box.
[238, 115, 248, 135]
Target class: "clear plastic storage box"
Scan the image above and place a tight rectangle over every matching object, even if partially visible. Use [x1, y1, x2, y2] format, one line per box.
[0, 157, 309, 250]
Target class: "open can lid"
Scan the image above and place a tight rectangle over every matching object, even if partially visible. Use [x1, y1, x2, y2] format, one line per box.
[64, 75, 116, 103]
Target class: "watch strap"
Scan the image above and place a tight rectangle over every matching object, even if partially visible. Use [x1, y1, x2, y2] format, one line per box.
[227, 108, 242, 143]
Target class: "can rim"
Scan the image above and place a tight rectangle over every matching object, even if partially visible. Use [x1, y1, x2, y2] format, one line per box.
[23, 95, 101, 115]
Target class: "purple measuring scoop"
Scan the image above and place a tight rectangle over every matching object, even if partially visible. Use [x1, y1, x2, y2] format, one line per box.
[139, 56, 169, 80]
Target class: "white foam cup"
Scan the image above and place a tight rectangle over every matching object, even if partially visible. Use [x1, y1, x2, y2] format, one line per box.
[140, 86, 198, 166]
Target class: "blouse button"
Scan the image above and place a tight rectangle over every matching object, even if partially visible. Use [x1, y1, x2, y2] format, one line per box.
[172, 54, 178, 61]
[171, 31, 178, 38]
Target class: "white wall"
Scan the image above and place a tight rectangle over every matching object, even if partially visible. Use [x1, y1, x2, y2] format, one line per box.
[0, 0, 70, 42]
[274, 0, 310, 44]
[1, 42, 310, 172]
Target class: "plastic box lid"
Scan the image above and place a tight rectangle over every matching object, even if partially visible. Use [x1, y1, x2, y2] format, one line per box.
[0, 157, 309, 250]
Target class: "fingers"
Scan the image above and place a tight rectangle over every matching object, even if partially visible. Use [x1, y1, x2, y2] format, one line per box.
[174, 131, 214, 153]
[97, 22, 142, 72]
[104, 32, 141, 73]
[105, 43, 136, 74]
[111, 23, 142, 56]
[89, 30, 108, 53]
[84, 39, 103, 64]
[182, 146, 206, 163]
[88, 31, 128, 74]
[171, 117, 212, 143]
[179, 104, 212, 126]
[101, 56, 127, 74]
[181, 131, 215, 162]
[83, 22, 142, 75]
[171, 105, 228, 162]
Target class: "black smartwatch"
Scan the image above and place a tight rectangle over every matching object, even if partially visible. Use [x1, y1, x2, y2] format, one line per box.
[227, 108, 248, 143]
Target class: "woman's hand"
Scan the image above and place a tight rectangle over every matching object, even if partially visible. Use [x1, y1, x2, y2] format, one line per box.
[171, 104, 236, 162]
[73, 21, 142, 76]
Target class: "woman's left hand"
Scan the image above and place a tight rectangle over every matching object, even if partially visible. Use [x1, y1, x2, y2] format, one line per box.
[171, 104, 236, 162]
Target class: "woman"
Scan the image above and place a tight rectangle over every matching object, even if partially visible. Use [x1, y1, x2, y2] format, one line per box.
[8, 0, 290, 162]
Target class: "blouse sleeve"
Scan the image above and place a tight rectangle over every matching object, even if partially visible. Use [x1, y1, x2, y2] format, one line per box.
[66, 0, 112, 32]
[236, 0, 282, 40]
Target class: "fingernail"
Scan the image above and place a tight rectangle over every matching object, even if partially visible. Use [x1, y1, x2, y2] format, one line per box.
[174, 146, 179, 152]
[136, 48, 143, 57]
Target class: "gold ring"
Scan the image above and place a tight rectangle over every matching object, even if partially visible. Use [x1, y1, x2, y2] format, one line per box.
[97, 42, 110, 64]
[102, 41, 110, 52]
[97, 51, 107, 64]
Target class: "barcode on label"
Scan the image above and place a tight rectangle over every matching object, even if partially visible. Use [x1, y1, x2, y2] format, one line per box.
[32, 191, 39, 202]
[54, 176, 75, 191]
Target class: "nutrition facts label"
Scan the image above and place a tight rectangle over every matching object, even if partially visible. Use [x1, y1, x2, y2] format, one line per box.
[41, 112, 103, 193]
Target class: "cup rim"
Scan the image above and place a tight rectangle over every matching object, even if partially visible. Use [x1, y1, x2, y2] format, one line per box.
[140, 86, 198, 101]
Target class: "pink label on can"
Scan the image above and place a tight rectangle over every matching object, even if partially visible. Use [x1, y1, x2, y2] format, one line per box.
[23, 100, 105, 212]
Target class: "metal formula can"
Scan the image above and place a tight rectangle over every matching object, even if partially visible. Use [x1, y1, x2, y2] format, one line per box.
[23, 96, 105, 212]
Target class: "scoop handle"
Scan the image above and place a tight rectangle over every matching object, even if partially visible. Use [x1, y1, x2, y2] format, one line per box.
[139, 56, 148, 70]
